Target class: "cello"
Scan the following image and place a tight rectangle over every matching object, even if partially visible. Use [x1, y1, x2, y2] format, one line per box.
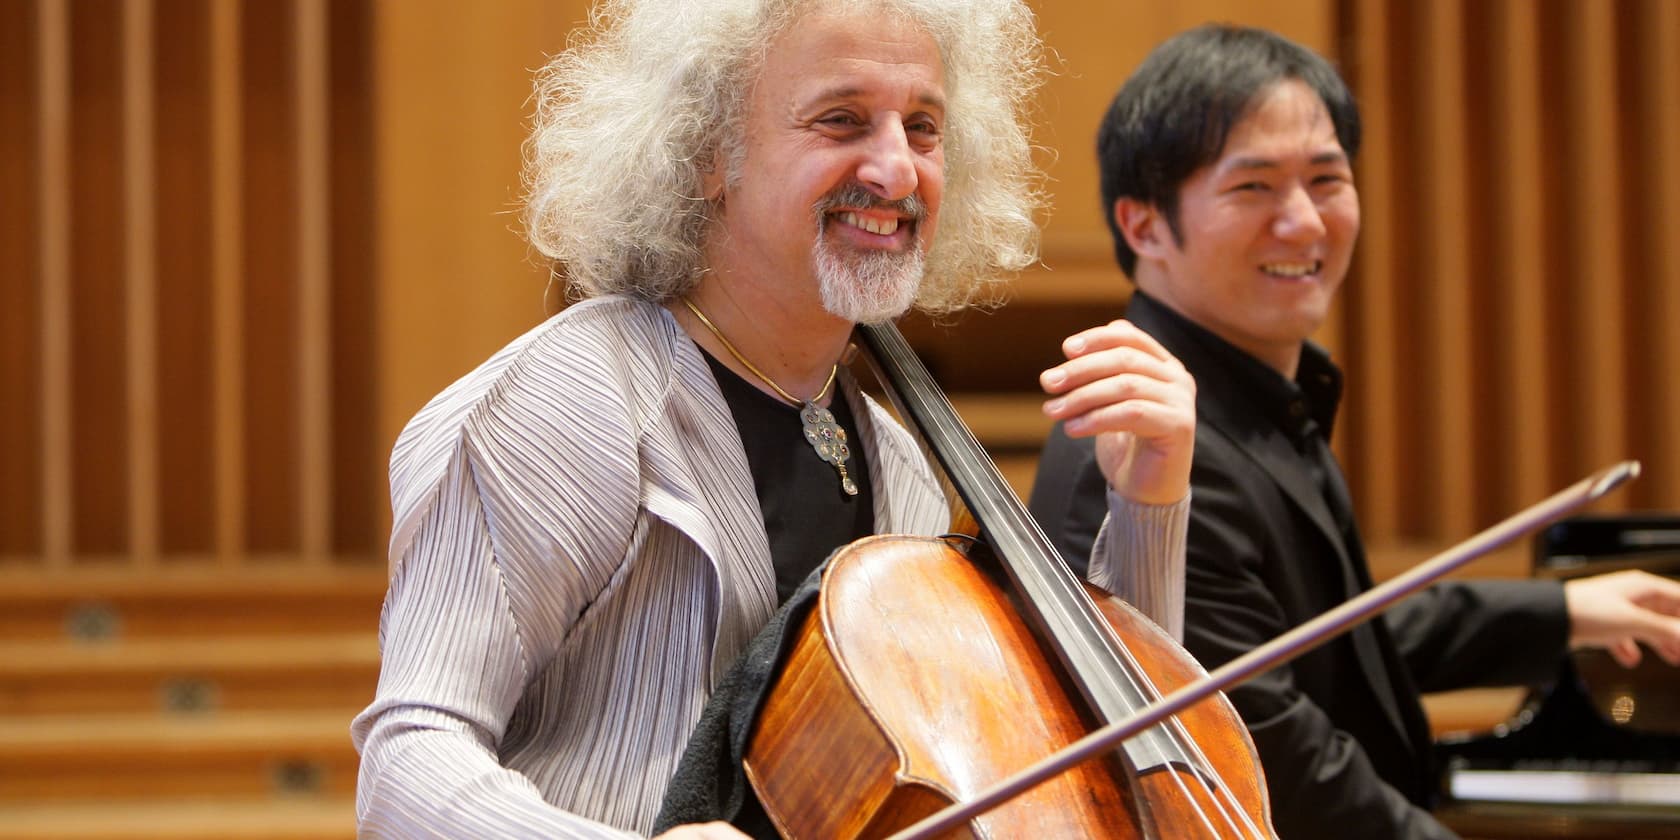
[739, 323, 1639, 839]
[743, 322, 1275, 839]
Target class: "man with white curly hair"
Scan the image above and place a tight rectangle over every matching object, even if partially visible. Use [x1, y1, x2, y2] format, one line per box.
[350, 0, 1198, 837]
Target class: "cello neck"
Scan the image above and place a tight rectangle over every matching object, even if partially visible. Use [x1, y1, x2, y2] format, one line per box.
[856, 322, 1182, 770]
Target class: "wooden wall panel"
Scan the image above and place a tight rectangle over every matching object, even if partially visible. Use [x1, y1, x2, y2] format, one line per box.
[154, 0, 216, 557]
[240, 0, 301, 555]
[328, 0, 379, 558]
[0, 1, 43, 557]
[1488, 0, 1551, 527]
[123, 0, 159, 564]
[208, 0, 245, 561]
[1340, 0, 1677, 569]
[1641, 0, 1680, 508]
[1417, 0, 1475, 536]
[1342, 0, 1401, 538]
[372, 0, 592, 472]
[1565, 0, 1631, 487]
[37, 0, 71, 567]
[296, 0, 331, 561]
[5, 0, 379, 570]
[68, 2, 130, 559]
[3, 0, 1677, 575]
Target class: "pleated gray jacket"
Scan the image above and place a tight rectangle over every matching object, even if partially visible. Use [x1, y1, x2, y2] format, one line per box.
[350, 295, 1187, 838]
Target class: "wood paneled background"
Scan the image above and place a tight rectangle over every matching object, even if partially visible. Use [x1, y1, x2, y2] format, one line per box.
[2, 0, 1677, 834]
[3, 0, 1677, 572]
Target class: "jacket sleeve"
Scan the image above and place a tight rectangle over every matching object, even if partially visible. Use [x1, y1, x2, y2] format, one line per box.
[1385, 579, 1569, 692]
[349, 325, 647, 839]
[1181, 449, 1459, 840]
[1029, 421, 1188, 639]
[350, 434, 640, 839]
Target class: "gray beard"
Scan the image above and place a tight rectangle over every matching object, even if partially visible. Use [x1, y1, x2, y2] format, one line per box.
[813, 235, 924, 324]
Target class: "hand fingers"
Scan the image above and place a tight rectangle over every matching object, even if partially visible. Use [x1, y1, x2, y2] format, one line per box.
[1063, 399, 1192, 443]
[1042, 345, 1187, 399]
[1609, 638, 1643, 669]
[1045, 374, 1187, 438]
[1625, 571, 1680, 616]
[1059, 319, 1179, 365]
[1631, 610, 1680, 665]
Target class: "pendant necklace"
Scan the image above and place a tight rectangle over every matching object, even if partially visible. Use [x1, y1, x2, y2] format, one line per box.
[682, 298, 859, 496]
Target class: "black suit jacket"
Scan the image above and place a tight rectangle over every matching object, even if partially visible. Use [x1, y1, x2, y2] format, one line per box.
[1029, 291, 1569, 840]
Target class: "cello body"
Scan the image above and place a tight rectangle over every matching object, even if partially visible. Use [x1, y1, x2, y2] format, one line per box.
[743, 536, 1272, 839]
[739, 323, 1275, 839]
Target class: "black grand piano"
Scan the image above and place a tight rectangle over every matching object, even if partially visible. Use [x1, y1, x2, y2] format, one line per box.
[1435, 515, 1680, 838]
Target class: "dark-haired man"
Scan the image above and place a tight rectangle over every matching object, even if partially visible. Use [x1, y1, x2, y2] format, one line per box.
[1029, 23, 1680, 839]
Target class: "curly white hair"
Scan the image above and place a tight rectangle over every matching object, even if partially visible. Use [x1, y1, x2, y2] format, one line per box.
[521, 0, 1046, 315]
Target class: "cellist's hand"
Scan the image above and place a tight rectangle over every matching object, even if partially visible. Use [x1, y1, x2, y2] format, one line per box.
[652, 822, 753, 839]
[1040, 319, 1195, 506]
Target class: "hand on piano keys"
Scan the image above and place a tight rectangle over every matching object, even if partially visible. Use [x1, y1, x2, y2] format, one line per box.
[1563, 569, 1680, 668]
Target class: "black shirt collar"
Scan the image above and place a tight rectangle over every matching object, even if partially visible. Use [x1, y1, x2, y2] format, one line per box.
[1127, 290, 1343, 449]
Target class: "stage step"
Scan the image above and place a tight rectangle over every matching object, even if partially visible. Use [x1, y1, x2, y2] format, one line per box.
[0, 567, 388, 642]
[0, 709, 360, 802]
[0, 569, 381, 837]
[0, 796, 357, 840]
[0, 635, 379, 716]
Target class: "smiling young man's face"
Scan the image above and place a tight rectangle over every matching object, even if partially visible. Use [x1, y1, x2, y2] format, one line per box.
[709, 6, 946, 324]
[1122, 78, 1360, 375]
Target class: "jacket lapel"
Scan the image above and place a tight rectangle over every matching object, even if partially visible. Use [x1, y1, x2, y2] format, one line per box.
[1128, 296, 1417, 758]
[842, 373, 949, 538]
[1219, 412, 1415, 753]
[636, 307, 779, 683]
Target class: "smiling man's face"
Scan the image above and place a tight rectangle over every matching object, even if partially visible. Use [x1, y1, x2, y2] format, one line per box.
[711, 6, 946, 323]
[1126, 78, 1361, 374]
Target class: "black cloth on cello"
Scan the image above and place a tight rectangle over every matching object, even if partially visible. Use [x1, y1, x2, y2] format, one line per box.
[658, 354, 876, 836]
[654, 562, 829, 837]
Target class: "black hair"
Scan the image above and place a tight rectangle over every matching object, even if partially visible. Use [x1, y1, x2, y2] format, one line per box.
[1097, 24, 1362, 277]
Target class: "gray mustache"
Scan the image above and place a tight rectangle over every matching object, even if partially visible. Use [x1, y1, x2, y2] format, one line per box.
[814, 183, 927, 221]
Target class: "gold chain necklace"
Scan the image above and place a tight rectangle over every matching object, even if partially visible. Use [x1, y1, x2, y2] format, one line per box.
[682, 297, 858, 496]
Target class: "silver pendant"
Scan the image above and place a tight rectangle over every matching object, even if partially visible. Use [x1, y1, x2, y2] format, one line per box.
[800, 402, 859, 496]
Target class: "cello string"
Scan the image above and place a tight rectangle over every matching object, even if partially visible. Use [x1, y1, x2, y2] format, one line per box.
[873, 329, 1266, 838]
[968, 460, 1265, 838]
[1084, 587, 1264, 839]
[935, 412, 1265, 838]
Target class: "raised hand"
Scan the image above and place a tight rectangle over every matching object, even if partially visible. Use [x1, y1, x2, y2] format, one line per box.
[1040, 319, 1195, 506]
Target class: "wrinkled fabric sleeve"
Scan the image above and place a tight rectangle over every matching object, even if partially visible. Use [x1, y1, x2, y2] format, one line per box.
[349, 311, 652, 839]
[350, 436, 639, 839]
[1089, 490, 1189, 641]
[1030, 421, 1188, 640]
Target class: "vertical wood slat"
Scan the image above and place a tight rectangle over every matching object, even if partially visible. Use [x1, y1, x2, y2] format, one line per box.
[39, 0, 72, 568]
[211, 0, 245, 564]
[1648, 0, 1680, 506]
[1570, 1, 1629, 487]
[1494, 0, 1551, 519]
[0, 0, 42, 557]
[297, 0, 331, 562]
[1420, 0, 1474, 536]
[124, 0, 159, 565]
[1348, 0, 1400, 538]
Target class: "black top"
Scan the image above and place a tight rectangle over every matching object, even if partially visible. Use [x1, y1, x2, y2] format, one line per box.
[704, 351, 875, 605]
[1029, 289, 1568, 840]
